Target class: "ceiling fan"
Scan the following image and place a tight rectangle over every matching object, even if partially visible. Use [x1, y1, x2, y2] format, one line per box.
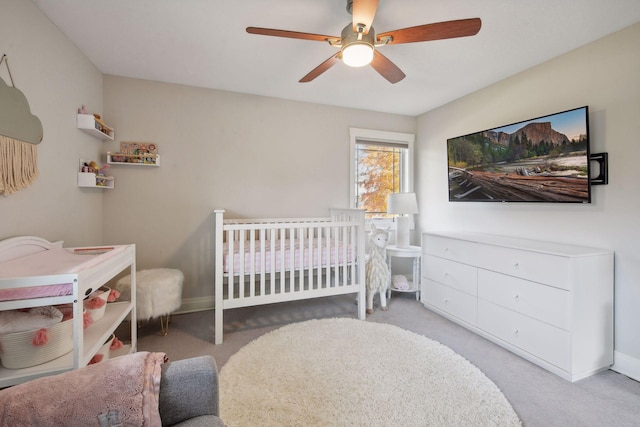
[246, 0, 481, 84]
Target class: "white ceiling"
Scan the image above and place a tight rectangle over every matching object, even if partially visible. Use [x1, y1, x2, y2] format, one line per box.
[33, 0, 640, 116]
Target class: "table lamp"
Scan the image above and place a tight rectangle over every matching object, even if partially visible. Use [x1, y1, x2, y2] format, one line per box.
[387, 192, 419, 248]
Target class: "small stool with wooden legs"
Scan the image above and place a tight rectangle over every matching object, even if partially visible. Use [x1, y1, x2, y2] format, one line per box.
[116, 268, 183, 335]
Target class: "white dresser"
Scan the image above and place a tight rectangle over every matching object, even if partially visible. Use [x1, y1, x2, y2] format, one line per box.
[422, 231, 614, 382]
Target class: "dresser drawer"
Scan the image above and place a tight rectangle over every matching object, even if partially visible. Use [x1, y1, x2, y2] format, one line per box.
[475, 245, 571, 290]
[422, 279, 477, 325]
[478, 269, 571, 330]
[478, 300, 570, 370]
[423, 255, 477, 296]
[422, 234, 479, 265]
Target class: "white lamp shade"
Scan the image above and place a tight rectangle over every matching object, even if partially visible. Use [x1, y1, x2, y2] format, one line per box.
[388, 193, 418, 248]
[387, 193, 419, 214]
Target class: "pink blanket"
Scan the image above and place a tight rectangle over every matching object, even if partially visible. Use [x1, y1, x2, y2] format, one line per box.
[0, 351, 166, 426]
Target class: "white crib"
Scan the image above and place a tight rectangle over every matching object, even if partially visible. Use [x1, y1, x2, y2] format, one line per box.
[214, 208, 366, 344]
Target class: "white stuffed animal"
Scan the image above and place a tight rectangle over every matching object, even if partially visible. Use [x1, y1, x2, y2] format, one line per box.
[365, 224, 391, 314]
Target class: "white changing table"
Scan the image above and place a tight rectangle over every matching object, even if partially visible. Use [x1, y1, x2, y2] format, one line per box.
[0, 236, 137, 387]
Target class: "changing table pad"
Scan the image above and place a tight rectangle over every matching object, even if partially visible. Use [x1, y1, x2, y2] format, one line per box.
[0, 246, 127, 302]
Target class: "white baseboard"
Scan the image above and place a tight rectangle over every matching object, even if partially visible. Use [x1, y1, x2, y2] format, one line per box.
[611, 351, 640, 381]
[174, 296, 214, 315]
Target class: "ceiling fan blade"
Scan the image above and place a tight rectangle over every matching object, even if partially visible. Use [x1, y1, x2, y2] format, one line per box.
[378, 18, 481, 44]
[247, 27, 339, 43]
[370, 50, 405, 84]
[299, 53, 341, 83]
[351, 0, 379, 34]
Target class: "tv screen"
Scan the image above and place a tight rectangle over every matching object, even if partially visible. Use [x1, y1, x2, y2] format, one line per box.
[447, 106, 590, 203]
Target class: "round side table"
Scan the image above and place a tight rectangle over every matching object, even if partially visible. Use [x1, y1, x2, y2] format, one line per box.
[386, 244, 421, 300]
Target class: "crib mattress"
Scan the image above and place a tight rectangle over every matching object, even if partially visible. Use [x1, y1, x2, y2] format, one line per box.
[223, 239, 353, 275]
[0, 246, 127, 302]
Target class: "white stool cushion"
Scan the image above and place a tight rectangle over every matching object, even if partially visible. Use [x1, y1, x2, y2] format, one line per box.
[116, 268, 183, 321]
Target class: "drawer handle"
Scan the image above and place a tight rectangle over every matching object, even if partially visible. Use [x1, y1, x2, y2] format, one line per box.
[514, 328, 519, 334]
[444, 247, 449, 253]
[443, 272, 449, 277]
[514, 293, 519, 300]
[513, 261, 520, 268]
[444, 298, 449, 304]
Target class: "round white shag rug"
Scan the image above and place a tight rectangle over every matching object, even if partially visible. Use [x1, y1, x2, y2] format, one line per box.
[220, 318, 521, 426]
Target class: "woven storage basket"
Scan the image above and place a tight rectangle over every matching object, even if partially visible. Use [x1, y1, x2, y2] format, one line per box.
[84, 286, 111, 323]
[0, 307, 75, 369]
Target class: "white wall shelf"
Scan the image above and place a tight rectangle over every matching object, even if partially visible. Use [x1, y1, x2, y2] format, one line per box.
[78, 159, 114, 188]
[107, 152, 160, 167]
[77, 114, 114, 141]
[77, 172, 114, 189]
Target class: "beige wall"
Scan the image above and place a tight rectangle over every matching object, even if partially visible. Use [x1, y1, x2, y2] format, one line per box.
[415, 22, 640, 378]
[102, 76, 415, 305]
[0, 0, 104, 245]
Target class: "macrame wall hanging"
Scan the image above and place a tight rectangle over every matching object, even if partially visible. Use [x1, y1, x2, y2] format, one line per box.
[0, 54, 43, 196]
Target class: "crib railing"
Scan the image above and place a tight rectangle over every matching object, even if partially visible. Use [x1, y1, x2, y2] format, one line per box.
[214, 209, 366, 344]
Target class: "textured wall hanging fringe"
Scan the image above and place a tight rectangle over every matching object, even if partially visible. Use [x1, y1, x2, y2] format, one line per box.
[0, 54, 43, 196]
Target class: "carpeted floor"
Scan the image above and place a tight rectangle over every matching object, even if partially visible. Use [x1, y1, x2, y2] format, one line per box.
[219, 318, 521, 426]
[135, 293, 640, 427]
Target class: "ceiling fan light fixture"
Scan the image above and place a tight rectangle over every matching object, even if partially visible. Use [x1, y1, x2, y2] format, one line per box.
[340, 23, 375, 67]
[342, 42, 374, 67]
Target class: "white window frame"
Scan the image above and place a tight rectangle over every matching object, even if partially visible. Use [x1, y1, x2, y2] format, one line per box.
[349, 127, 416, 230]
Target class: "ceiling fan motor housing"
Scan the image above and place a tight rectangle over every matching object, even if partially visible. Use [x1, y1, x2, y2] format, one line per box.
[346, 0, 354, 14]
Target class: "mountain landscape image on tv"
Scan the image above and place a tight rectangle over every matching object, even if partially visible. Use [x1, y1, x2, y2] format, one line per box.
[447, 106, 590, 203]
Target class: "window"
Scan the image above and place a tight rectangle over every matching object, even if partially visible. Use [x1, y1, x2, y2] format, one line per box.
[349, 128, 415, 222]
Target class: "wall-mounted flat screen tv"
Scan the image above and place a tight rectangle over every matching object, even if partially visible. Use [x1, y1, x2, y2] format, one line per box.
[447, 106, 590, 203]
